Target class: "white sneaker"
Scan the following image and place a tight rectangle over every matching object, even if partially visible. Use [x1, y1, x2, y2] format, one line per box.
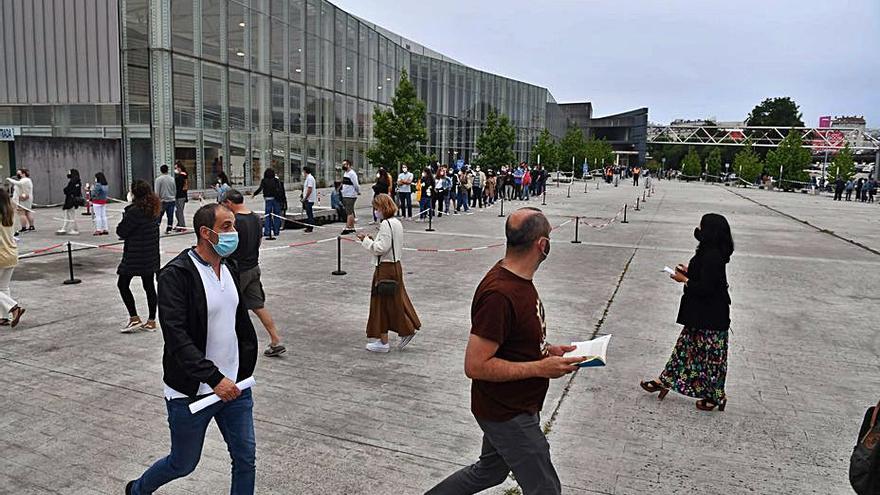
[120, 319, 142, 333]
[398, 334, 416, 350]
[365, 341, 390, 353]
[68, 230, 80, 235]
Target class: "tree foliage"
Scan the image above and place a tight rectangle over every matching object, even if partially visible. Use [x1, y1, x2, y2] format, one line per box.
[746, 97, 805, 127]
[531, 128, 558, 169]
[557, 126, 588, 174]
[585, 137, 615, 176]
[705, 147, 723, 180]
[474, 109, 516, 169]
[681, 148, 702, 178]
[765, 130, 811, 189]
[366, 70, 428, 175]
[733, 139, 763, 184]
[829, 143, 856, 182]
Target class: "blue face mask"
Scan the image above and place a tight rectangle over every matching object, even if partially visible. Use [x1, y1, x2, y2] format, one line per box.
[208, 229, 239, 257]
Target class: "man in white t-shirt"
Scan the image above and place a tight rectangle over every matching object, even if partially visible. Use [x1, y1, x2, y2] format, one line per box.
[126, 204, 258, 495]
[301, 166, 317, 233]
[340, 159, 360, 234]
[396, 165, 414, 218]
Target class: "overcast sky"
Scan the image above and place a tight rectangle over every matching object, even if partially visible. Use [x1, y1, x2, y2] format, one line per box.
[333, 0, 880, 127]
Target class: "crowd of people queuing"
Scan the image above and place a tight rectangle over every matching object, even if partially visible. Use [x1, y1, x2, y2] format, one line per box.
[833, 176, 877, 203]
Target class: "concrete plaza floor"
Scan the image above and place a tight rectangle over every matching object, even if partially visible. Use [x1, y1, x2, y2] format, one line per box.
[0, 179, 876, 494]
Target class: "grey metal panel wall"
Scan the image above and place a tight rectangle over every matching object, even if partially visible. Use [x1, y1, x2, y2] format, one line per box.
[0, 0, 121, 105]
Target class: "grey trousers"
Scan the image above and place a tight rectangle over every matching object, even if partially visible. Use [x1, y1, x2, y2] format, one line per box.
[174, 198, 187, 227]
[425, 413, 561, 495]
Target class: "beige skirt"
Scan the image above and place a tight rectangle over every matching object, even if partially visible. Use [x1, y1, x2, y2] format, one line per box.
[365, 261, 421, 338]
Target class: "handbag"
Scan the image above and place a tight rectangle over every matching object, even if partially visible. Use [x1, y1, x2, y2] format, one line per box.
[850, 400, 880, 494]
[374, 219, 399, 297]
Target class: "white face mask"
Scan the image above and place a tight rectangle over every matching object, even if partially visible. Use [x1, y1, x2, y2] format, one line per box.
[375, 210, 384, 221]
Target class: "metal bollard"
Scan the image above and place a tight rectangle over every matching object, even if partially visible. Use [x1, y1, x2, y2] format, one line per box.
[425, 210, 435, 232]
[331, 236, 347, 276]
[635, 197, 641, 211]
[498, 197, 505, 217]
[542, 187, 547, 206]
[571, 217, 582, 244]
[63, 241, 82, 285]
[621, 204, 629, 224]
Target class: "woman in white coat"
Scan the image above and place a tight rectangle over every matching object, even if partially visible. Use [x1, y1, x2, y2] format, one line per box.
[7, 168, 34, 233]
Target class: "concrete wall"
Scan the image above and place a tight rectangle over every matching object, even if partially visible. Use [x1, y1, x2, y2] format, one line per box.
[14, 137, 124, 204]
[0, 0, 121, 104]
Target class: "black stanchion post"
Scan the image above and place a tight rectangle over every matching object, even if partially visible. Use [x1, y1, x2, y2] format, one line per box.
[622, 204, 628, 224]
[541, 186, 547, 206]
[425, 210, 435, 232]
[635, 197, 641, 211]
[498, 196, 505, 217]
[332, 236, 347, 276]
[571, 217, 581, 244]
[643, 190, 647, 202]
[63, 241, 81, 285]
[596, 180, 599, 190]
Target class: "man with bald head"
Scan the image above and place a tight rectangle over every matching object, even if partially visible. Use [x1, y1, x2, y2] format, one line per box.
[427, 207, 585, 495]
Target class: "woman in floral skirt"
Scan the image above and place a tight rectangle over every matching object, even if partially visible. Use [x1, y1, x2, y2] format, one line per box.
[641, 213, 734, 411]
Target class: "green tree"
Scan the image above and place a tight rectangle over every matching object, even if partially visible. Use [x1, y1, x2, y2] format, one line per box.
[765, 130, 811, 189]
[557, 126, 587, 174]
[531, 128, 558, 169]
[705, 147, 723, 180]
[746, 97, 805, 127]
[733, 139, 763, 184]
[366, 70, 427, 175]
[681, 147, 702, 178]
[829, 143, 856, 182]
[584, 137, 615, 176]
[474, 109, 516, 169]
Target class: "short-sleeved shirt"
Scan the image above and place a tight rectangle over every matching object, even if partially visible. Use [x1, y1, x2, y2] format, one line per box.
[303, 174, 317, 203]
[228, 212, 261, 272]
[397, 172, 413, 193]
[470, 262, 548, 422]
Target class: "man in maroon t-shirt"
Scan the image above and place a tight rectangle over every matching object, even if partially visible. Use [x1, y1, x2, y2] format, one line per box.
[427, 208, 585, 495]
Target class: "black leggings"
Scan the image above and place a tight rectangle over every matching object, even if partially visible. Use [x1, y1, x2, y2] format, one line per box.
[118, 273, 157, 320]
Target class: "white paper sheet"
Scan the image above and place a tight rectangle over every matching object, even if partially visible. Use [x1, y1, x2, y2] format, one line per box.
[188, 377, 256, 414]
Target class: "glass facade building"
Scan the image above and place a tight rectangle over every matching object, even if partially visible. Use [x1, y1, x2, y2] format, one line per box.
[120, 0, 552, 191]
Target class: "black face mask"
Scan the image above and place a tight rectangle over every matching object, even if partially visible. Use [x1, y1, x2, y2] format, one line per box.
[540, 238, 551, 261]
[694, 227, 702, 242]
[67, 174, 71, 179]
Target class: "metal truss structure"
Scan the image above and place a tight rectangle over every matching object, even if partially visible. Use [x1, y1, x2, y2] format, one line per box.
[647, 125, 880, 152]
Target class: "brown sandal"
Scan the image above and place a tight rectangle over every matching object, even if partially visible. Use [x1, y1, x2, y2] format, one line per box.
[9, 306, 25, 328]
[640, 379, 670, 400]
[696, 398, 727, 411]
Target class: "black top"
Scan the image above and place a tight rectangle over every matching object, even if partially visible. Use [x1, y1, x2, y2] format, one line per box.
[228, 212, 261, 272]
[372, 176, 390, 195]
[676, 247, 731, 331]
[175, 173, 188, 199]
[116, 205, 160, 276]
[158, 249, 258, 398]
[419, 175, 435, 197]
[62, 178, 82, 210]
[254, 177, 283, 198]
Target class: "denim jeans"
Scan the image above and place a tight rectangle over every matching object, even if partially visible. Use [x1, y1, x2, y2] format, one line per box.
[303, 200, 314, 231]
[419, 195, 433, 219]
[131, 388, 255, 495]
[263, 198, 281, 237]
[159, 201, 176, 229]
[456, 191, 470, 211]
[397, 192, 412, 217]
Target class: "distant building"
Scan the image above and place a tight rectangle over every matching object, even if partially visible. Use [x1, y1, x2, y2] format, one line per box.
[558, 103, 648, 167]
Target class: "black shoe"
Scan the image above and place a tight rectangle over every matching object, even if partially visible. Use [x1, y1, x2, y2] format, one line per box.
[165, 228, 172, 234]
[265, 236, 276, 241]
[27, 226, 34, 231]
[125, 480, 134, 495]
[340, 229, 355, 235]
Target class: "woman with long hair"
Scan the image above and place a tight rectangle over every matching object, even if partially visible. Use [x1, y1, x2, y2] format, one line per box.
[371, 167, 391, 223]
[116, 180, 161, 333]
[357, 194, 421, 353]
[57, 168, 82, 235]
[92, 172, 110, 236]
[0, 189, 25, 327]
[253, 168, 282, 240]
[641, 213, 734, 411]
[418, 167, 435, 221]
[214, 171, 231, 203]
[7, 168, 34, 233]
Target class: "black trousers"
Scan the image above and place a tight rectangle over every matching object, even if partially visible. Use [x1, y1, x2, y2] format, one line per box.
[118, 273, 157, 320]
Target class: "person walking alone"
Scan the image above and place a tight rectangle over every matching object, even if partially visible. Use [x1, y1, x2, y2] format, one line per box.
[356, 194, 421, 353]
[57, 168, 83, 235]
[427, 207, 585, 495]
[252, 168, 283, 240]
[117, 180, 161, 333]
[340, 159, 360, 234]
[173, 161, 189, 231]
[640, 213, 734, 412]
[154, 165, 177, 234]
[397, 165, 414, 218]
[0, 189, 25, 328]
[301, 166, 317, 233]
[7, 169, 34, 233]
[91, 172, 110, 236]
[126, 203, 258, 495]
[223, 189, 287, 357]
[834, 177, 845, 201]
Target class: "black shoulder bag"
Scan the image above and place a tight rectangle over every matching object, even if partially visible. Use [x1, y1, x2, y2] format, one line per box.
[374, 219, 399, 297]
[851, 400, 880, 494]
